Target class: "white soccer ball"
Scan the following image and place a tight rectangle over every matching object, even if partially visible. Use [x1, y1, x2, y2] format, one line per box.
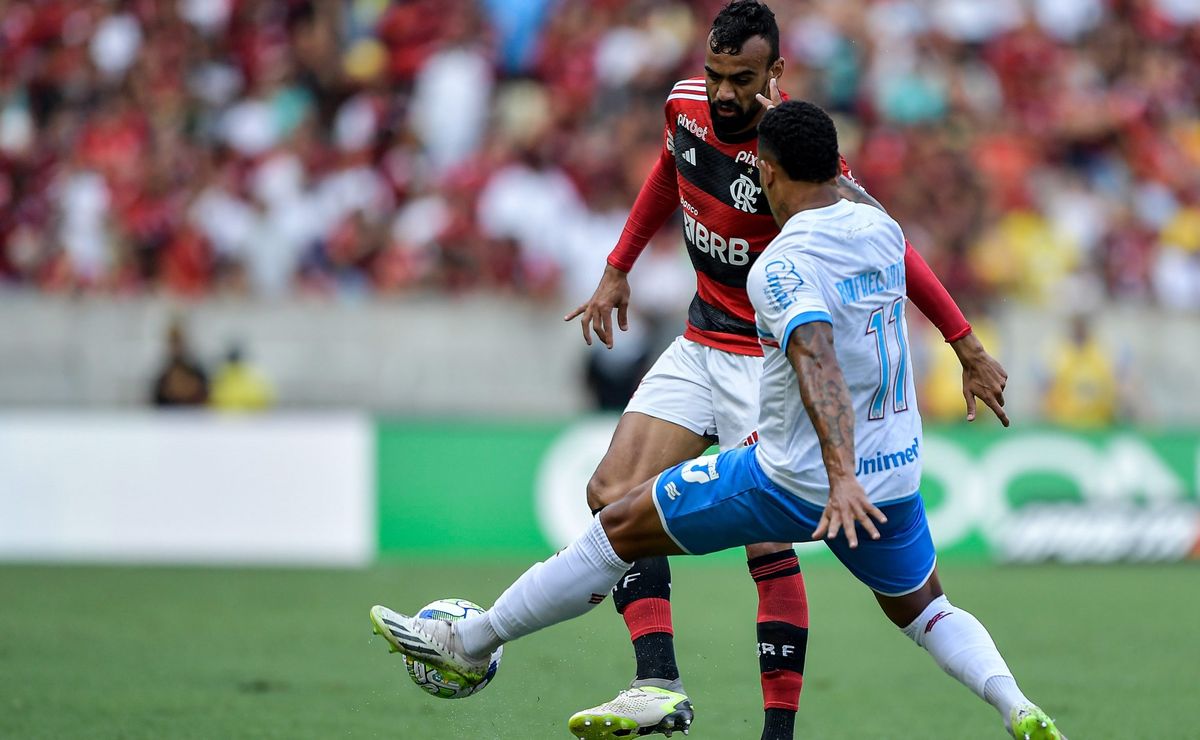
[402, 598, 502, 699]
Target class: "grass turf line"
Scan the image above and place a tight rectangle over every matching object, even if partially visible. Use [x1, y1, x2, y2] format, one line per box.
[0, 562, 1194, 739]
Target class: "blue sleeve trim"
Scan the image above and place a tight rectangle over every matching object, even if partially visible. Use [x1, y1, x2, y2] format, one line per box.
[782, 311, 833, 350]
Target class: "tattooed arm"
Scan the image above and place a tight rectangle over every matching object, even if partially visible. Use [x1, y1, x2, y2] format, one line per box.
[786, 322, 887, 548]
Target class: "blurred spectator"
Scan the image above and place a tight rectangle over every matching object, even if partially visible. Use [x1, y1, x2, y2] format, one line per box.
[1041, 315, 1121, 428]
[210, 343, 275, 412]
[916, 319, 1004, 424]
[152, 318, 209, 407]
[582, 231, 691, 411]
[0, 0, 1194, 394]
[407, 10, 494, 174]
[584, 323, 653, 412]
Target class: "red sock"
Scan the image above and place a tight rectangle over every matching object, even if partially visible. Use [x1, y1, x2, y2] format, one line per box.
[615, 556, 678, 681]
[749, 549, 808, 712]
[622, 597, 673, 640]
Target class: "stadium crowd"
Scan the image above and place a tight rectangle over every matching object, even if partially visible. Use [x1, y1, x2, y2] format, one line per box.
[0, 0, 1197, 313]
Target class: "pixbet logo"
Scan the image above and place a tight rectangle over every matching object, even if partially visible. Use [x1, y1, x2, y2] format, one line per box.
[676, 113, 708, 141]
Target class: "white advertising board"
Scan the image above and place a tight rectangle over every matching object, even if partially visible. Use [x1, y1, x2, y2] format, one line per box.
[0, 413, 373, 565]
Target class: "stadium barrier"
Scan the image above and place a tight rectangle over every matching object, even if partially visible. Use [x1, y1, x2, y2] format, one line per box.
[2, 413, 1197, 564]
[387, 417, 1200, 564]
[0, 413, 375, 565]
[2, 297, 1199, 423]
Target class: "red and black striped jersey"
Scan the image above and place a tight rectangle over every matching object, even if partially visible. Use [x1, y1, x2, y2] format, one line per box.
[662, 78, 852, 355]
[606, 80, 970, 357]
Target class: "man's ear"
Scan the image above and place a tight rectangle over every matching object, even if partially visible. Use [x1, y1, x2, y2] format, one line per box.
[770, 56, 785, 82]
[758, 158, 777, 189]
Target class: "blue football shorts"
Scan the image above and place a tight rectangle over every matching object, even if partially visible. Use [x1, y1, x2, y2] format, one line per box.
[651, 443, 936, 596]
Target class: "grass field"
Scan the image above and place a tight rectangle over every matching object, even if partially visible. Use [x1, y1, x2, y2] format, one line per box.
[1, 561, 1196, 739]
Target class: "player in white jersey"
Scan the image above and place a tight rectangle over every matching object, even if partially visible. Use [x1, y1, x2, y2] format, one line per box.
[369, 101, 1067, 739]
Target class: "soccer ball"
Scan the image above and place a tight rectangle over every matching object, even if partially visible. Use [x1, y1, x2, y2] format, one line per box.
[402, 598, 502, 699]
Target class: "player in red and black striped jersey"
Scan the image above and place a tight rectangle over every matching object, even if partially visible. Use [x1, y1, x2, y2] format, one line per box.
[564, 3, 1009, 739]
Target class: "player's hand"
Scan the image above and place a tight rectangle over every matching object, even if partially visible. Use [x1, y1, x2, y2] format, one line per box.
[564, 264, 632, 348]
[951, 332, 1009, 427]
[812, 476, 887, 549]
[755, 77, 783, 111]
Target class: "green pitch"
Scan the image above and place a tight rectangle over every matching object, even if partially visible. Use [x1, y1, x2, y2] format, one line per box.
[1, 561, 1195, 739]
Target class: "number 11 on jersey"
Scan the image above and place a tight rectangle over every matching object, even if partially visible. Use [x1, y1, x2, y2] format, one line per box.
[865, 297, 909, 420]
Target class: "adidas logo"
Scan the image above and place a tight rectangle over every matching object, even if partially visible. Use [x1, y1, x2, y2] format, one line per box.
[681, 148, 697, 166]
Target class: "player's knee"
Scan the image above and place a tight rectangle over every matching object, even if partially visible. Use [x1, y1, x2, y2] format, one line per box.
[585, 472, 628, 512]
[597, 495, 638, 559]
[877, 579, 945, 628]
[599, 485, 665, 562]
[745, 541, 793, 560]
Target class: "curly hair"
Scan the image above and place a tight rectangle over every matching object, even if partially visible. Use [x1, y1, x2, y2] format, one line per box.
[757, 101, 841, 183]
[710, 1, 779, 62]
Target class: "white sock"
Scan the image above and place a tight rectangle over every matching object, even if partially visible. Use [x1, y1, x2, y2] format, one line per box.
[458, 518, 631, 658]
[902, 595, 1029, 721]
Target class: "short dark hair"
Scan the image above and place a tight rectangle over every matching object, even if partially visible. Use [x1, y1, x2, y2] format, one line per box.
[757, 101, 841, 183]
[710, 1, 779, 63]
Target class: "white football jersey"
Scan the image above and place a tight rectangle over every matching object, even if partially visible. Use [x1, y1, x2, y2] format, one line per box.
[747, 199, 922, 506]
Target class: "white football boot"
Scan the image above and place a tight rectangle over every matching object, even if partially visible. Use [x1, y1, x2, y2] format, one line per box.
[369, 604, 491, 683]
[1009, 704, 1067, 740]
[568, 684, 694, 738]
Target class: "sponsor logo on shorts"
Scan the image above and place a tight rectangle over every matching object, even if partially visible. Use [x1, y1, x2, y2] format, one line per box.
[681, 454, 720, 484]
[663, 481, 682, 500]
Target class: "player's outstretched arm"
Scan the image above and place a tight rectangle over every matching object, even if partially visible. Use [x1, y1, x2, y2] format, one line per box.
[949, 331, 1008, 426]
[785, 322, 887, 548]
[903, 245, 1010, 426]
[566, 130, 679, 348]
[564, 264, 632, 348]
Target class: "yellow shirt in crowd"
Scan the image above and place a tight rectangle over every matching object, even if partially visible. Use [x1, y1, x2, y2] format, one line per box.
[1043, 339, 1118, 428]
[210, 362, 275, 412]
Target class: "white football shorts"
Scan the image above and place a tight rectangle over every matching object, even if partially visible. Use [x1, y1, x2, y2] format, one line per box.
[624, 336, 763, 450]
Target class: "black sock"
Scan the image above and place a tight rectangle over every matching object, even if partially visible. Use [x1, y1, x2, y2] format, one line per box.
[762, 708, 796, 740]
[632, 632, 680, 682]
[613, 556, 679, 683]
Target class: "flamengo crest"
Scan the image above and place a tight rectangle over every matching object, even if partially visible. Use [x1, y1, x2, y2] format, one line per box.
[730, 173, 761, 212]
